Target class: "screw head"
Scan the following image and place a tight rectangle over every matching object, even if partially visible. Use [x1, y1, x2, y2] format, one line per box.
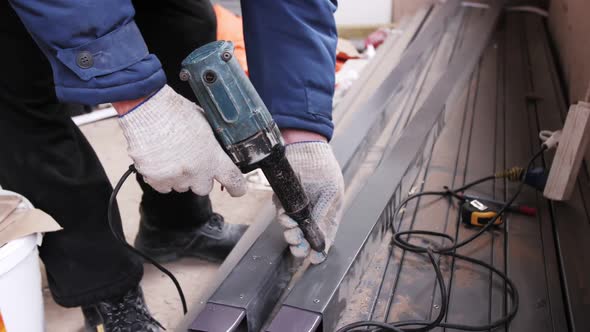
[313, 299, 320, 304]
[221, 51, 232, 62]
[203, 70, 217, 84]
[179, 69, 191, 81]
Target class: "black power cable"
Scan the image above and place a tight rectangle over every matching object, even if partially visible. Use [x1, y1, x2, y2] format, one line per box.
[108, 165, 188, 315]
[337, 146, 546, 332]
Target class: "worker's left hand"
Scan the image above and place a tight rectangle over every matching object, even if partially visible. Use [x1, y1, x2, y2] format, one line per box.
[275, 141, 344, 264]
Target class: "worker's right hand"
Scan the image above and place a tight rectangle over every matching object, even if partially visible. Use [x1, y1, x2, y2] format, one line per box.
[116, 85, 247, 196]
[274, 142, 345, 265]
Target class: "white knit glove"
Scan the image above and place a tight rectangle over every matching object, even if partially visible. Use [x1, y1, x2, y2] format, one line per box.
[118, 85, 247, 197]
[275, 142, 345, 264]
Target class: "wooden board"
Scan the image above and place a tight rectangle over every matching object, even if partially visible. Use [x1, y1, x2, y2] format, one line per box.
[544, 102, 590, 200]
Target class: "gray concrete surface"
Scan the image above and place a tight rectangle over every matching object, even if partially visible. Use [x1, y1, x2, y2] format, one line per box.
[44, 117, 272, 331]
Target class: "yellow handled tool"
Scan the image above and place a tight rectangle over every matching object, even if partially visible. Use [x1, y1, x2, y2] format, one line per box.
[461, 199, 503, 227]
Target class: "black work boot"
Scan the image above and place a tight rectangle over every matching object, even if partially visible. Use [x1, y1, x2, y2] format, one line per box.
[134, 209, 248, 263]
[82, 286, 163, 332]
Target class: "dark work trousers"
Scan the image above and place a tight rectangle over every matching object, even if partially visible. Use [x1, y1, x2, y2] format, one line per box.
[0, 0, 217, 307]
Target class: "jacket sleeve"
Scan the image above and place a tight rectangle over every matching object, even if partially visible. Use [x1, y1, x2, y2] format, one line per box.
[8, 0, 166, 105]
[241, 0, 338, 141]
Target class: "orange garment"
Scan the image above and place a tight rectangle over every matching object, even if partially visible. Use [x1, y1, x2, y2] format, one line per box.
[0, 312, 5, 332]
[214, 5, 248, 74]
[336, 59, 345, 72]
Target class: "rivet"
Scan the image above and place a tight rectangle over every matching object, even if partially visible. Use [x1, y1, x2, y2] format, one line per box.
[179, 69, 191, 81]
[221, 51, 232, 62]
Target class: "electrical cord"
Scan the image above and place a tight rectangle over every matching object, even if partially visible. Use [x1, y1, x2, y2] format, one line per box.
[337, 146, 547, 332]
[108, 165, 188, 315]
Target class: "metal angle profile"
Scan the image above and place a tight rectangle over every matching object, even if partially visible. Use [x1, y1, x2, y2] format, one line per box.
[331, 7, 429, 124]
[266, 2, 505, 331]
[331, 0, 462, 178]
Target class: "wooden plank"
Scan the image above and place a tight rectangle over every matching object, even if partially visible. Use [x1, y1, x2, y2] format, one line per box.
[544, 102, 590, 200]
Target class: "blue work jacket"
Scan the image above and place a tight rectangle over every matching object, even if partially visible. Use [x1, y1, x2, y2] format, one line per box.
[8, 0, 337, 140]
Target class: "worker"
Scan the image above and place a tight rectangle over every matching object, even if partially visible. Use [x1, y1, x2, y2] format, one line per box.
[1, 0, 343, 331]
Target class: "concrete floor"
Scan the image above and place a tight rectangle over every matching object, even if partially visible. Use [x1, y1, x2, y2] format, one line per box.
[44, 117, 272, 331]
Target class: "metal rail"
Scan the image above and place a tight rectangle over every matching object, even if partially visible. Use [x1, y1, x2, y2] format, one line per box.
[266, 2, 504, 331]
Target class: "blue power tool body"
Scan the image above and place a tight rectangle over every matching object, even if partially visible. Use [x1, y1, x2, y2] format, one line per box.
[180, 41, 326, 253]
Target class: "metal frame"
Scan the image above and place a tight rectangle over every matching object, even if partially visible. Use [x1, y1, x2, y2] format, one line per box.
[178, 1, 470, 331]
[267, 2, 504, 331]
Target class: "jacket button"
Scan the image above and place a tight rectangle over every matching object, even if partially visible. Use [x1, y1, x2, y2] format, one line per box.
[76, 51, 94, 69]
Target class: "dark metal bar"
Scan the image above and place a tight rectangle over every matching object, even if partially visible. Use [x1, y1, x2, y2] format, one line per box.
[268, 2, 504, 331]
[192, 221, 294, 332]
[190, 304, 246, 332]
[266, 306, 322, 332]
[175, 203, 277, 332]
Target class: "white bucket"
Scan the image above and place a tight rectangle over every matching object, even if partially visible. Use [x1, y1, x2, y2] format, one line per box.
[0, 187, 45, 332]
[0, 233, 44, 332]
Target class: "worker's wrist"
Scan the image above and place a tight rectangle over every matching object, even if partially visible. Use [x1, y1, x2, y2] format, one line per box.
[112, 96, 150, 115]
[112, 87, 162, 116]
[280, 128, 328, 144]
